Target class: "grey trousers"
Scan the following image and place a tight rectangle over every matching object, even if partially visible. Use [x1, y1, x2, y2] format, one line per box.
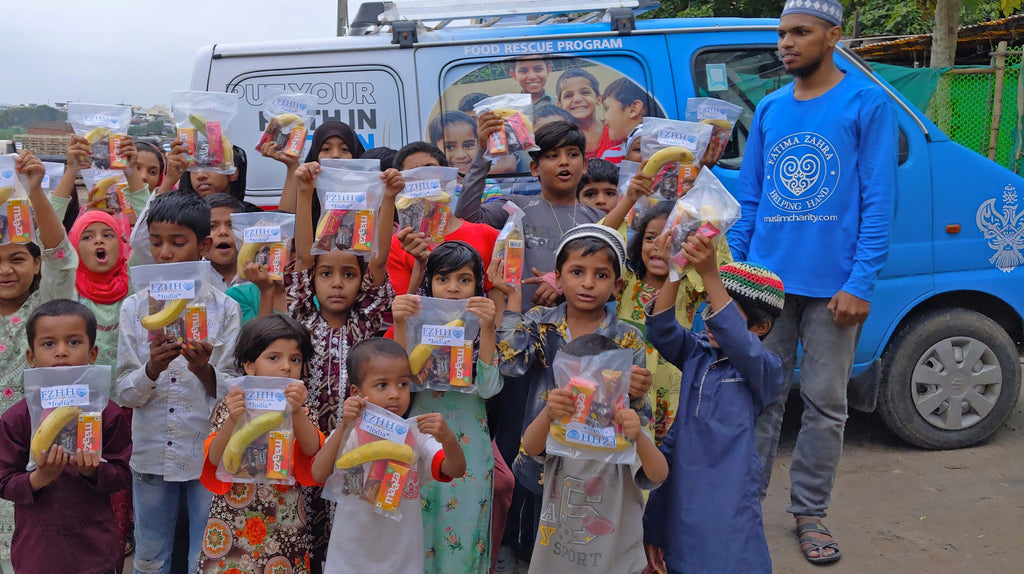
[755, 294, 861, 518]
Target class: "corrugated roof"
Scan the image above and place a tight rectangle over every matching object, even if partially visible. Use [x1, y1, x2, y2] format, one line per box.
[853, 13, 1024, 62]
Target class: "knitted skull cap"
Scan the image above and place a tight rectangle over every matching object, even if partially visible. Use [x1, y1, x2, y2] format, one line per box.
[719, 262, 785, 319]
[555, 223, 628, 278]
[781, 0, 843, 26]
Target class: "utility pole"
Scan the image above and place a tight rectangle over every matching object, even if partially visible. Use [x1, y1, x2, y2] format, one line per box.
[338, 0, 349, 36]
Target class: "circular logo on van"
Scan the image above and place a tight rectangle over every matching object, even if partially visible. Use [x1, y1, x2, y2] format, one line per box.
[766, 131, 841, 213]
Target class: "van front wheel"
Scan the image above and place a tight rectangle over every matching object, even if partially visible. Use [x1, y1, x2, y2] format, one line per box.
[877, 309, 1020, 449]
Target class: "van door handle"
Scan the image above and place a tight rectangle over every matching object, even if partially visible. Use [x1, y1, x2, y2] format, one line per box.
[946, 224, 962, 234]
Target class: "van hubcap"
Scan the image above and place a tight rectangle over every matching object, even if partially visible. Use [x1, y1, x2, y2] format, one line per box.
[911, 337, 1002, 430]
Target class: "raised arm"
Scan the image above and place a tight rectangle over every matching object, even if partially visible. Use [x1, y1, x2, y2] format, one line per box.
[369, 168, 403, 286]
[19, 152, 64, 250]
[293, 162, 321, 272]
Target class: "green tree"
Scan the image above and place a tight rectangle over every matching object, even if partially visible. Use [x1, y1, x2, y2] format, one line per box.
[641, 0, 785, 19]
[0, 105, 63, 130]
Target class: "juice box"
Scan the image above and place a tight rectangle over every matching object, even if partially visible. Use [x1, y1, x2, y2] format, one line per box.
[265, 430, 293, 480]
[184, 304, 207, 344]
[450, 341, 473, 387]
[7, 199, 32, 244]
[266, 242, 288, 280]
[206, 121, 224, 166]
[178, 127, 196, 162]
[77, 413, 102, 453]
[563, 378, 596, 425]
[427, 205, 450, 244]
[108, 134, 127, 169]
[375, 461, 411, 513]
[487, 127, 509, 156]
[351, 210, 375, 252]
[504, 237, 524, 285]
[506, 113, 535, 149]
[285, 126, 307, 157]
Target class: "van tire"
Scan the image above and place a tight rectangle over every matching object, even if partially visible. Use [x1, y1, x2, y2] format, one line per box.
[877, 308, 1020, 449]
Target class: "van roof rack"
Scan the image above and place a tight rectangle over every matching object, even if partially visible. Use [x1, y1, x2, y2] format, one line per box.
[350, 0, 653, 41]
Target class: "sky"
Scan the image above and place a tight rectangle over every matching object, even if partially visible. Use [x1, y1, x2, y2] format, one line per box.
[1, 0, 355, 108]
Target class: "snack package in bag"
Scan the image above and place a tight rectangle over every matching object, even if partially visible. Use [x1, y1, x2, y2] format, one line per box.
[661, 167, 742, 282]
[24, 365, 111, 470]
[638, 118, 713, 215]
[80, 169, 134, 215]
[324, 403, 420, 521]
[255, 89, 318, 158]
[0, 155, 36, 246]
[546, 348, 637, 465]
[314, 165, 384, 257]
[473, 94, 538, 160]
[491, 202, 526, 287]
[41, 162, 65, 194]
[130, 261, 224, 346]
[618, 159, 655, 237]
[405, 296, 482, 393]
[172, 90, 241, 174]
[67, 103, 132, 169]
[686, 98, 743, 167]
[231, 212, 295, 282]
[216, 376, 296, 485]
[396, 166, 459, 247]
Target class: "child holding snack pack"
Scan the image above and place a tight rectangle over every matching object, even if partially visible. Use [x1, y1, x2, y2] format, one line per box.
[203, 193, 246, 288]
[520, 333, 667, 574]
[0, 151, 79, 567]
[290, 160, 400, 570]
[311, 337, 467, 574]
[197, 314, 324, 573]
[0, 300, 132, 574]
[392, 241, 502, 574]
[116, 190, 242, 573]
[491, 224, 651, 563]
[643, 233, 785, 574]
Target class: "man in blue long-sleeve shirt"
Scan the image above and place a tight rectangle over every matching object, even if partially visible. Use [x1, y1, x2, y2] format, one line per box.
[728, 0, 897, 565]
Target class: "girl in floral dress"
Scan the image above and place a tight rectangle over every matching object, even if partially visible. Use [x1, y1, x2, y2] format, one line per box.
[287, 161, 400, 572]
[391, 241, 501, 574]
[0, 151, 78, 572]
[198, 315, 325, 574]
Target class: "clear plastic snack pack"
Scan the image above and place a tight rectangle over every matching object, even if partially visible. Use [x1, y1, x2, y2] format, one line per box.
[216, 376, 296, 485]
[172, 90, 241, 174]
[130, 261, 224, 346]
[67, 103, 132, 169]
[473, 94, 539, 161]
[24, 364, 111, 470]
[231, 212, 295, 282]
[628, 118, 713, 227]
[685, 98, 743, 167]
[546, 348, 637, 465]
[254, 89, 318, 158]
[41, 162, 65, 194]
[80, 169, 134, 215]
[325, 402, 419, 521]
[661, 167, 742, 282]
[491, 202, 526, 287]
[395, 166, 459, 247]
[314, 163, 384, 257]
[0, 155, 35, 247]
[405, 296, 482, 393]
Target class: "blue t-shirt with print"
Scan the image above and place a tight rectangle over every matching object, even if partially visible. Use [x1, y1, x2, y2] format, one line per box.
[730, 72, 898, 301]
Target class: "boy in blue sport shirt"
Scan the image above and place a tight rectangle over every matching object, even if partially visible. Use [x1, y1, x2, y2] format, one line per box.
[643, 232, 785, 574]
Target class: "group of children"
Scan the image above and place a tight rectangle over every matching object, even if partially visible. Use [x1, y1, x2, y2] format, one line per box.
[0, 104, 786, 574]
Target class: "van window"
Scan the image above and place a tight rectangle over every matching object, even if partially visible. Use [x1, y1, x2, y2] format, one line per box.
[429, 55, 663, 175]
[692, 48, 791, 170]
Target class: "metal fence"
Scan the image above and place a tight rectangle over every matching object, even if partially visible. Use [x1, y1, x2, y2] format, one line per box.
[925, 43, 1024, 174]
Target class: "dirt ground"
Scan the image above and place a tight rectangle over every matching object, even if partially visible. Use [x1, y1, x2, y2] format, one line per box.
[765, 383, 1024, 573]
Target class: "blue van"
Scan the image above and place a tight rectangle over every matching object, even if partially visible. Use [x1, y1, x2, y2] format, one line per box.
[194, 2, 1023, 449]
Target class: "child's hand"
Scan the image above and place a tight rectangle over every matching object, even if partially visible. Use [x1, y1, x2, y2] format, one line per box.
[117, 137, 139, 170]
[681, 233, 717, 276]
[295, 162, 321, 196]
[73, 448, 101, 479]
[260, 141, 300, 169]
[392, 294, 421, 325]
[146, 335, 182, 379]
[243, 261, 276, 293]
[523, 268, 561, 307]
[397, 227, 431, 263]
[486, 257, 515, 297]
[15, 151, 44, 190]
[224, 387, 246, 423]
[545, 388, 575, 420]
[284, 381, 309, 413]
[467, 296, 496, 328]
[85, 192, 117, 215]
[651, 234, 671, 265]
[477, 112, 503, 150]
[35, 445, 70, 486]
[67, 135, 92, 171]
[626, 168, 654, 203]
[341, 396, 366, 428]
[628, 365, 652, 399]
[164, 138, 191, 186]
[182, 340, 213, 374]
[614, 407, 642, 441]
[416, 413, 455, 443]
[381, 168, 404, 199]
